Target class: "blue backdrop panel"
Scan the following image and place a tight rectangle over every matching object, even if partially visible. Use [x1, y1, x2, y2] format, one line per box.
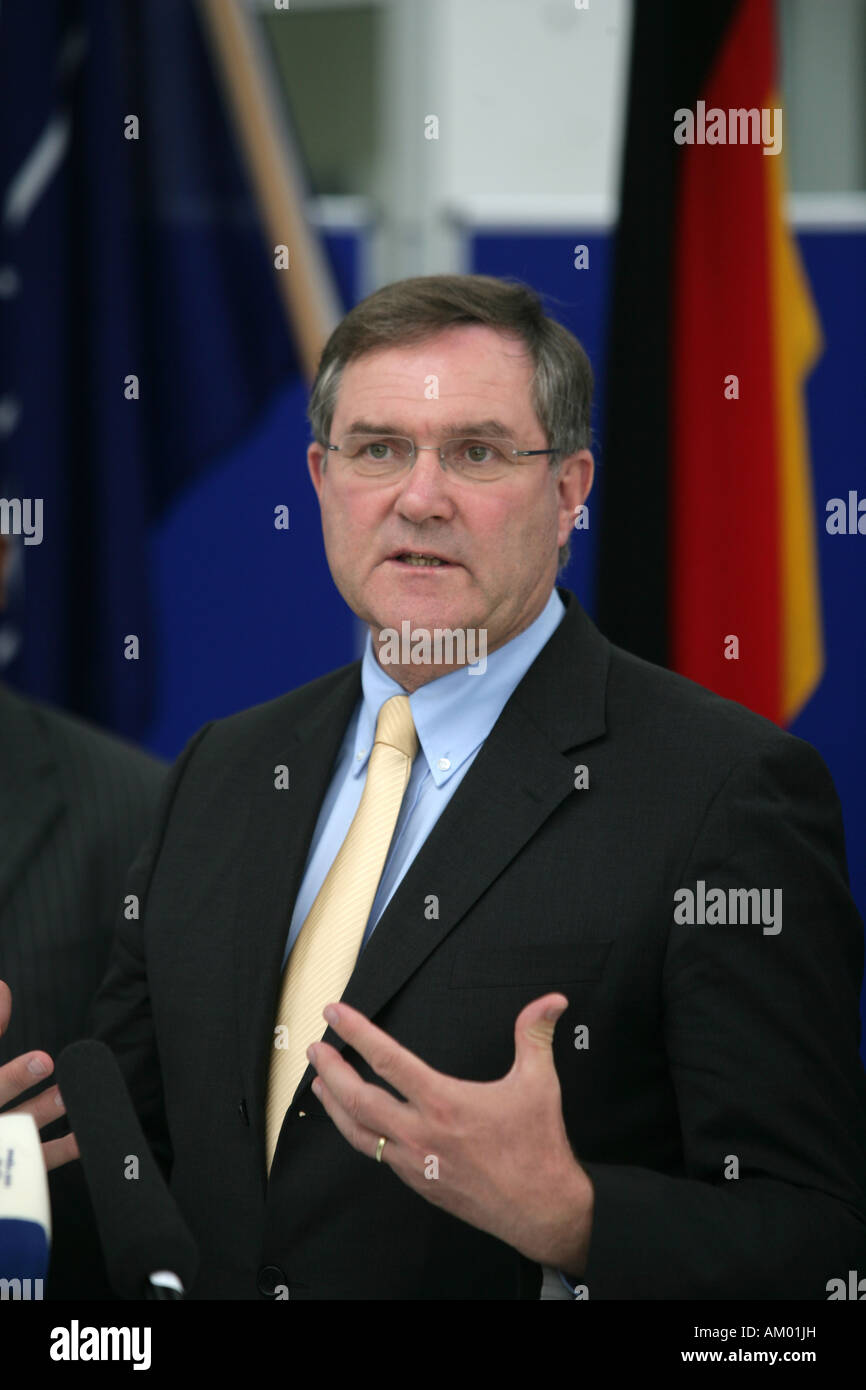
[789, 231, 866, 921]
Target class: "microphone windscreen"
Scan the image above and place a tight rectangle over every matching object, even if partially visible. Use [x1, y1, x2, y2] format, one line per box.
[56, 1039, 198, 1299]
[0, 1113, 51, 1282]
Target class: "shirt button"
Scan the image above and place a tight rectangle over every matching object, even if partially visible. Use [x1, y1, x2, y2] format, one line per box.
[257, 1264, 286, 1298]
[356, 749, 367, 761]
[437, 757, 451, 771]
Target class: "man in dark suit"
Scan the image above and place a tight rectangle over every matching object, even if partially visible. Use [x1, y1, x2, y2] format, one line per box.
[83, 274, 866, 1300]
[0, 527, 167, 1294]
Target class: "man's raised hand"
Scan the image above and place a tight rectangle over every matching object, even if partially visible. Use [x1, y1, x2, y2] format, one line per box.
[306, 992, 594, 1273]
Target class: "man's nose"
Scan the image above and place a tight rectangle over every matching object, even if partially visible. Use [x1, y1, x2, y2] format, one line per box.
[394, 448, 455, 513]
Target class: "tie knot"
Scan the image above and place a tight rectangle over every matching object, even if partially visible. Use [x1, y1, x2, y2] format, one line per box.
[374, 694, 418, 760]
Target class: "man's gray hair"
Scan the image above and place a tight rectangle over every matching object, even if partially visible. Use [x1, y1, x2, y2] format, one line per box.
[307, 274, 593, 570]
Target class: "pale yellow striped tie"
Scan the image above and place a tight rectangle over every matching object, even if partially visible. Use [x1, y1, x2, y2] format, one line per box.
[265, 694, 418, 1172]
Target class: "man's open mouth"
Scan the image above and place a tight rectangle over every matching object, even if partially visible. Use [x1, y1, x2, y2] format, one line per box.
[389, 551, 455, 567]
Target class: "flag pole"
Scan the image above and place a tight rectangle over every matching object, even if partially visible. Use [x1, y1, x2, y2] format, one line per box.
[195, 0, 342, 383]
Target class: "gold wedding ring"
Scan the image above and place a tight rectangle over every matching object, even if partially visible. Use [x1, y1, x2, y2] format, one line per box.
[375, 1135, 387, 1163]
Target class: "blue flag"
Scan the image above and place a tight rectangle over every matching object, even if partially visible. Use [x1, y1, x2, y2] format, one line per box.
[0, 0, 302, 737]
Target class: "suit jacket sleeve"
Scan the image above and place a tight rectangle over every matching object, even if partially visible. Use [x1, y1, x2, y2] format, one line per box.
[88, 721, 215, 1178]
[579, 734, 866, 1299]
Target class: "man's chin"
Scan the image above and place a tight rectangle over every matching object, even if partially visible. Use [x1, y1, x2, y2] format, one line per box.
[375, 607, 467, 637]
[365, 567, 477, 632]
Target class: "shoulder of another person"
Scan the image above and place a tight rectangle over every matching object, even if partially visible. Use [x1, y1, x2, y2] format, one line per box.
[4, 686, 166, 786]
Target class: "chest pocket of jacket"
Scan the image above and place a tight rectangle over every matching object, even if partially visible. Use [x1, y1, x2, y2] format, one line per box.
[449, 940, 613, 988]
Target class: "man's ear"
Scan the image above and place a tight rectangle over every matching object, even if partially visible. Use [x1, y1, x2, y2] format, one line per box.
[556, 449, 594, 548]
[307, 441, 327, 500]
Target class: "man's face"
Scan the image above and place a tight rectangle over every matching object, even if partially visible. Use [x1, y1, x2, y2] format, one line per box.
[307, 324, 592, 671]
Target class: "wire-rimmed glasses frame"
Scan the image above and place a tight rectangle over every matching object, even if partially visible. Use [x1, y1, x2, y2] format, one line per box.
[324, 433, 559, 483]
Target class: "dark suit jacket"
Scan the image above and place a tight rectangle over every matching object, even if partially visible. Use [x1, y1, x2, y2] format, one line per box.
[0, 681, 166, 1061]
[89, 587, 866, 1299]
[0, 680, 166, 1296]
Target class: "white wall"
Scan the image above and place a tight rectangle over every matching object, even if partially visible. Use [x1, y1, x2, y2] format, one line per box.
[435, 0, 631, 201]
[372, 0, 632, 281]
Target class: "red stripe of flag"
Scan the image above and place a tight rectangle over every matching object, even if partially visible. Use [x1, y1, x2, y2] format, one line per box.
[670, 0, 781, 720]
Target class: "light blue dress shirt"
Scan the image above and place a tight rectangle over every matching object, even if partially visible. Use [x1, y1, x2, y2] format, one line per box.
[283, 586, 566, 965]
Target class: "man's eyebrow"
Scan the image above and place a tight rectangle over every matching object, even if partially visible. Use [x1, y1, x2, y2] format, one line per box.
[343, 418, 518, 438]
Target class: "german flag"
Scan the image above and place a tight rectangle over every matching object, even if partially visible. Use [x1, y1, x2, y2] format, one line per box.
[597, 0, 823, 725]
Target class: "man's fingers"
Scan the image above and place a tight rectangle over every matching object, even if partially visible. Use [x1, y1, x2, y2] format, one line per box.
[0, 1051, 54, 1110]
[312, 1070, 384, 1162]
[11, 1081, 67, 1131]
[321, 1002, 442, 1105]
[41, 1131, 80, 1173]
[309, 1041, 407, 1135]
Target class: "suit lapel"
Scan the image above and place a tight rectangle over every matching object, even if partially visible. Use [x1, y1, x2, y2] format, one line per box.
[0, 683, 65, 915]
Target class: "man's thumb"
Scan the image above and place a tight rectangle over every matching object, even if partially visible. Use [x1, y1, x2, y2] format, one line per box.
[513, 993, 569, 1068]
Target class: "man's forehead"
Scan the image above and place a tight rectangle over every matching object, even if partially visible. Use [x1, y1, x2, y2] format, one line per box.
[333, 325, 537, 428]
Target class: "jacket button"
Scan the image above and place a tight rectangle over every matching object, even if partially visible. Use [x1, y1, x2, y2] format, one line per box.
[257, 1264, 287, 1298]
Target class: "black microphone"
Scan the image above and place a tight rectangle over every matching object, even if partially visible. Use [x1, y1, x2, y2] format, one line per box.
[56, 1040, 198, 1300]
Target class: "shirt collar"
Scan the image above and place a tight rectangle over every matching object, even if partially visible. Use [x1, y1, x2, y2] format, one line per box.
[353, 588, 566, 787]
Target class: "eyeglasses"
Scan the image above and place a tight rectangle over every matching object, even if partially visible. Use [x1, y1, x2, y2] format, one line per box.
[324, 434, 558, 483]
